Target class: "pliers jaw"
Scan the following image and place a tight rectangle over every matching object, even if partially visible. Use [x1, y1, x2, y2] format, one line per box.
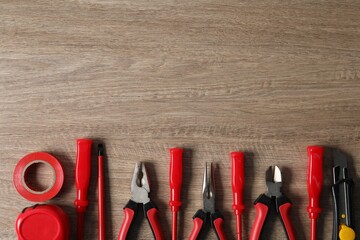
[265, 166, 282, 198]
[202, 162, 215, 213]
[130, 162, 150, 204]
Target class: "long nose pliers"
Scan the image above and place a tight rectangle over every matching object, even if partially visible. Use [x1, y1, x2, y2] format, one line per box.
[118, 162, 164, 240]
[189, 162, 226, 240]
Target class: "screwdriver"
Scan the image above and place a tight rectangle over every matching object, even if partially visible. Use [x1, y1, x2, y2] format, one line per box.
[169, 148, 183, 240]
[98, 144, 105, 240]
[74, 139, 93, 240]
[307, 146, 324, 240]
[231, 152, 245, 240]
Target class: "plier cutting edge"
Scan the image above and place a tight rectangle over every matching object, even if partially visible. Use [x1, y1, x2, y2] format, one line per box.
[189, 162, 226, 240]
[250, 166, 295, 240]
[118, 162, 164, 240]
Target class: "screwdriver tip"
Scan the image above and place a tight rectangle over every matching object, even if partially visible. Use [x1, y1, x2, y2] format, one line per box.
[98, 144, 104, 156]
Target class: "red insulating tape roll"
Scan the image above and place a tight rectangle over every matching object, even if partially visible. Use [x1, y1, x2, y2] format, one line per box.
[13, 152, 64, 202]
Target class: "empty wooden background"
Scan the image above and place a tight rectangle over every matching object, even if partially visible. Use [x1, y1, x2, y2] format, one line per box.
[1, 0, 360, 239]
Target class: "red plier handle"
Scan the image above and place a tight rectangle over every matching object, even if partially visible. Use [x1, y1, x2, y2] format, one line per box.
[144, 202, 164, 240]
[189, 210, 226, 240]
[276, 196, 296, 240]
[250, 194, 270, 240]
[250, 194, 295, 240]
[118, 200, 164, 240]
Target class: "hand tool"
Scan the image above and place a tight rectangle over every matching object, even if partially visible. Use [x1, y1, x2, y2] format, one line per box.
[189, 162, 226, 240]
[118, 162, 164, 240]
[74, 139, 93, 240]
[16, 204, 69, 240]
[14, 152, 64, 202]
[169, 148, 183, 240]
[250, 166, 295, 240]
[231, 152, 245, 240]
[98, 144, 105, 240]
[307, 146, 324, 240]
[332, 149, 355, 240]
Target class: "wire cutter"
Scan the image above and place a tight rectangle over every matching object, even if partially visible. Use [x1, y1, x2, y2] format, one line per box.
[118, 162, 164, 240]
[189, 162, 226, 240]
[250, 166, 295, 240]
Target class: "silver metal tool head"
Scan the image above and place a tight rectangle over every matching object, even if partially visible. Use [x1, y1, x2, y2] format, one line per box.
[273, 166, 282, 183]
[202, 162, 215, 213]
[265, 165, 282, 197]
[333, 149, 348, 169]
[333, 149, 349, 184]
[130, 162, 150, 204]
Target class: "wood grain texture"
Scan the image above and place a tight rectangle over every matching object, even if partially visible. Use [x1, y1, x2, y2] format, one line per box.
[1, 0, 360, 239]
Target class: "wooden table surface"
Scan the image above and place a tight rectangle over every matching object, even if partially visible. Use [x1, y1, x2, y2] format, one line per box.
[1, 1, 360, 239]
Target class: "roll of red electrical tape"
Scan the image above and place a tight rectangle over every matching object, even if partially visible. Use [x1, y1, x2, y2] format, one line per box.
[13, 152, 64, 202]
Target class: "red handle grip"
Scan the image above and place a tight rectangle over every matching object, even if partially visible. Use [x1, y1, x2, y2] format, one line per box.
[250, 202, 269, 240]
[169, 148, 183, 212]
[74, 139, 93, 213]
[118, 208, 135, 240]
[231, 152, 245, 215]
[189, 217, 204, 240]
[214, 218, 227, 240]
[146, 208, 164, 240]
[279, 202, 296, 240]
[307, 146, 324, 220]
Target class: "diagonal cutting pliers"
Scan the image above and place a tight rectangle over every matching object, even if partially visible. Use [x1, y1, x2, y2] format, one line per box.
[189, 162, 226, 240]
[250, 166, 295, 240]
[118, 162, 164, 240]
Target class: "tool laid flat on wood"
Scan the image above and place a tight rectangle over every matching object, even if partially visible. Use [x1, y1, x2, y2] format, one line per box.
[189, 162, 226, 240]
[307, 146, 324, 240]
[250, 166, 295, 240]
[98, 144, 106, 240]
[118, 162, 164, 240]
[332, 150, 355, 240]
[169, 148, 183, 240]
[231, 152, 245, 240]
[74, 139, 93, 240]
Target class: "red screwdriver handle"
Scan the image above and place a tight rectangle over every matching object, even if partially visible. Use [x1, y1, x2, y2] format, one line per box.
[74, 139, 93, 213]
[169, 148, 183, 240]
[307, 146, 324, 220]
[169, 148, 183, 212]
[231, 152, 245, 240]
[231, 152, 245, 214]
